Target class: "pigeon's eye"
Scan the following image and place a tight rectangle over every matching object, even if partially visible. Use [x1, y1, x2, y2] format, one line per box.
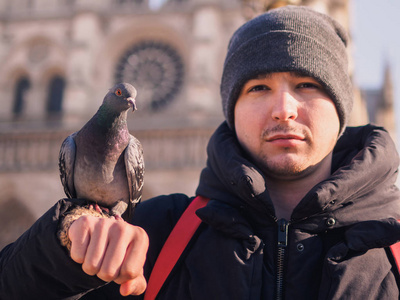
[115, 89, 122, 96]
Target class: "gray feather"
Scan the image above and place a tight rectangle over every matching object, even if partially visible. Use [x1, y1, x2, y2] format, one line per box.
[124, 135, 145, 219]
[59, 133, 77, 199]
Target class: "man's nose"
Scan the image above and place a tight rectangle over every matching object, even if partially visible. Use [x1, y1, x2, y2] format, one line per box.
[271, 90, 298, 121]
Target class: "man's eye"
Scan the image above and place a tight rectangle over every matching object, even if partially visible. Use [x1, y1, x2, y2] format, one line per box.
[249, 85, 269, 92]
[297, 82, 319, 89]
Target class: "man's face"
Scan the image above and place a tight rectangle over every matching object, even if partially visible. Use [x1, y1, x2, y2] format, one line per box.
[234, 72, 340, 181]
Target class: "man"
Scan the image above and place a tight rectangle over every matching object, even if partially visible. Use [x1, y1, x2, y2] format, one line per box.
[2, 5, 400, 299]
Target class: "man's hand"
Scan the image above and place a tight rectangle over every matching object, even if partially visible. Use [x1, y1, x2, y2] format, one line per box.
[68, 215, 149, 296]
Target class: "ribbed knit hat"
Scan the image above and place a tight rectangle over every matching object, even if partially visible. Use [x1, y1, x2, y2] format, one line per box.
[221, 5, 353, 135]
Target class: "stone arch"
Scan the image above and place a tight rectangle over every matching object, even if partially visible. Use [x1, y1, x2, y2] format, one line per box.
[0, 35, 67, 121]
[0, 35, 67, 83]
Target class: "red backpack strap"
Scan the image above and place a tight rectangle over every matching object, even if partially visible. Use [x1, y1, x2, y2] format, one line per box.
[144, 195, 210, 300]
[389, 219, 400, 279]
[390, 220, 400, 273]
[390, 241, 400, 273]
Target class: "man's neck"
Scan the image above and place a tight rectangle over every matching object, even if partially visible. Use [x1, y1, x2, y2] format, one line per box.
[265, 155, 333, 220]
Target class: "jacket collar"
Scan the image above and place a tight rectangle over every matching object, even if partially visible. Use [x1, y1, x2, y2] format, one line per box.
[196, 122, 400, 230]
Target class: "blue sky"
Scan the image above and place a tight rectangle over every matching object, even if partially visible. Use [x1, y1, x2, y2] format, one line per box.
[351, 0, 400, 89]
[351, 0, 400, 139]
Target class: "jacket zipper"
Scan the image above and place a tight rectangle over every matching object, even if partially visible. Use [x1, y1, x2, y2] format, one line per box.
[276, 219, 289, 300]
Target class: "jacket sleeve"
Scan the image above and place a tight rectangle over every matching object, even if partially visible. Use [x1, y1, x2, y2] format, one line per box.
[0, 198, 106, 299]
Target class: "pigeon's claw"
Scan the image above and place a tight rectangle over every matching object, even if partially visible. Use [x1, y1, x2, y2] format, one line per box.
[87, 203, 124, 221]
[113, 214, 124, 221]
[88, 203, 110, 215]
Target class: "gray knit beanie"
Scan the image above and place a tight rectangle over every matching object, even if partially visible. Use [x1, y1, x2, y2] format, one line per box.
[221, 5, 353, 135]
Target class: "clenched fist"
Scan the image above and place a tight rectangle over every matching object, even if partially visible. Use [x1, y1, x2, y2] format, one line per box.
[68, 215, 149, 296]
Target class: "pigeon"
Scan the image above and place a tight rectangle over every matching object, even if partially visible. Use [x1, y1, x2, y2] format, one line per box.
[58, 82, 144, 220]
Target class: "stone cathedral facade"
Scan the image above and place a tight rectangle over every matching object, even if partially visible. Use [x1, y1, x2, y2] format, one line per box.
[0, 0, 393, 247]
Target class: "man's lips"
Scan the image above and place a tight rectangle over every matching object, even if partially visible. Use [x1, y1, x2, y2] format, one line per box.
[265, 133, 305, 147]
[266, 133, 305, 141]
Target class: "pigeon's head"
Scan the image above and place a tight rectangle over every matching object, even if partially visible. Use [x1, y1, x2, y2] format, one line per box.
[104, 83, 137, 113]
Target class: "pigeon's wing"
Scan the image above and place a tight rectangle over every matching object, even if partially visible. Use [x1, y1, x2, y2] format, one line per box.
[59, 133, 77, 199]
[124, 134, 145, 219]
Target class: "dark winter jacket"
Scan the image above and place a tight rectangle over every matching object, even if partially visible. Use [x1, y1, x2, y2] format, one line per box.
[1, 122, 400, 299]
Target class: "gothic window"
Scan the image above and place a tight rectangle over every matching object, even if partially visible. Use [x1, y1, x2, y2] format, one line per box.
[13, 76, 31, 118]
[115, 40, 184, 111]
[46, 75, 65, 117]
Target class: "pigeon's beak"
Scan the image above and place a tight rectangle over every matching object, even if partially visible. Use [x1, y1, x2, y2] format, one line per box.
[127, 97, 137, 112]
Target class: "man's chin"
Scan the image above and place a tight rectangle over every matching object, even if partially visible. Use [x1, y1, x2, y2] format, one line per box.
[263, 166, 309, 181]
[258, 157, 313, 180]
